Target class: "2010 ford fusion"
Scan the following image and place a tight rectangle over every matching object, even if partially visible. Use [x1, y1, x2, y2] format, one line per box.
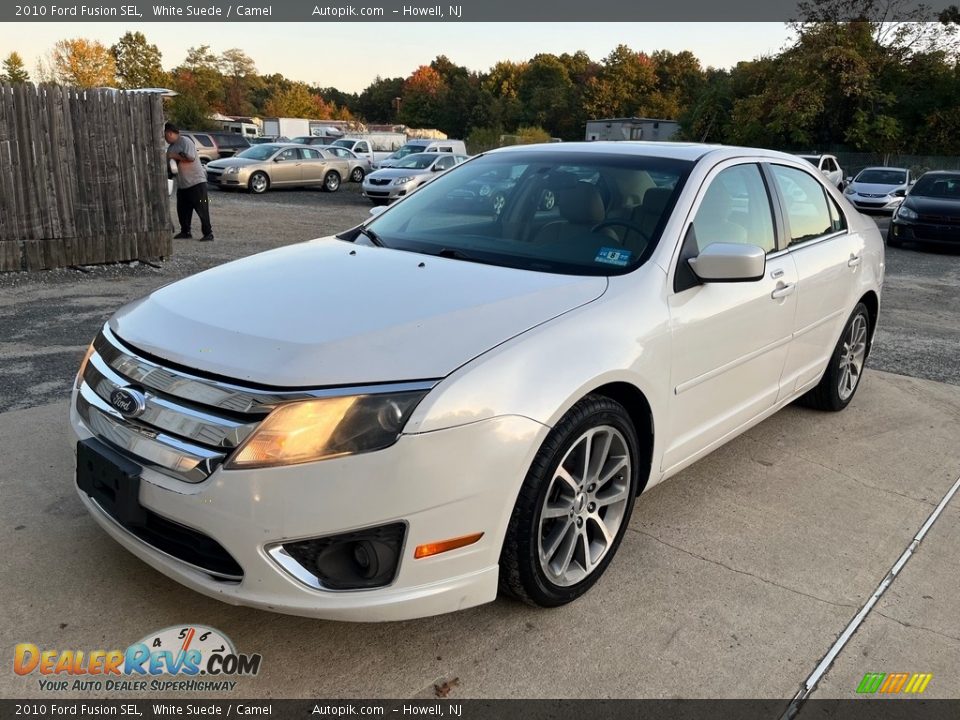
[71, 142, 884, 621]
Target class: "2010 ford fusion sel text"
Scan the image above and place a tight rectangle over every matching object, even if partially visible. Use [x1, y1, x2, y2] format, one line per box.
[70, 142, 884, 621]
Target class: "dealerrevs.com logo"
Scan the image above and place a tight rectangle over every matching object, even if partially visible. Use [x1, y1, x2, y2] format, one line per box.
[14, 625, 262, 693]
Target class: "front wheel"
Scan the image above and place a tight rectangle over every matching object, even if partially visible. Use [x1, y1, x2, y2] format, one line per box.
[248, 172, 269, 194]
[322, 171, 341, 193]
[500, 395, 640, 607]
[800, 302, 871, 411]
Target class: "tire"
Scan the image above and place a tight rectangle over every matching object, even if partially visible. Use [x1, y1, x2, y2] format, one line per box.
[350, 166, 365, 183]
[500, 394, 640, 607]
[800, 302, 871, 412]
[886, 227, 903, 248]
[248, 172, 269, 194]
[322, 171, 341, 193]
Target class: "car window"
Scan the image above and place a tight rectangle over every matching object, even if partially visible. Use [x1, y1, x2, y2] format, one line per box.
[435, 156, 455, 170]
[771, 165, 834, 245]
[439, 146, 453, 153]
[691, 164, 775, 254]
[356, 142, 369, 154]
[301, 148, 322, 159]
[827, 193, 847, 233]
[824, 158, 836, 172]
[191, 134, 214, 148]
[278, 148, 299, 161]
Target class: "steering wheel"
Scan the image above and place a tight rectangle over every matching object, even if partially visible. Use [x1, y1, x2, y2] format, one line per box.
[591, 219, 650, 245]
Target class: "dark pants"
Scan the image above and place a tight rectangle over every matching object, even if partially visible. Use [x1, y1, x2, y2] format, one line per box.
[176, 183, 212, 236]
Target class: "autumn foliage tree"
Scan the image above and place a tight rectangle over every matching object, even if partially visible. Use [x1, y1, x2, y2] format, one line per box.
[50, 38, 116, 88]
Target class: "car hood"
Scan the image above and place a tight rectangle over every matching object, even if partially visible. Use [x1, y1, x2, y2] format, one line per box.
[109, 239, 607, 387]
[903, 195, 960, 216]
[207, 157, 261, 170]
[850, 182, 904, 195]
[368, 167, 431, 180]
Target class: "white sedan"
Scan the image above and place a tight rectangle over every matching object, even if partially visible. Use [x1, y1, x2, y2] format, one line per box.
[70, 142, 884, 621]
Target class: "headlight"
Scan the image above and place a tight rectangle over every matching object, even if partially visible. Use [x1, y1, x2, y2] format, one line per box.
[893, 188, 906, 197]
[844, 186, 855, 195]
[897, 206, 918, 220]
[393, 176, 414, 185]
[224, 167, 240, 175]
[75, 342, 96, 390]
[225, 391, 428, 469]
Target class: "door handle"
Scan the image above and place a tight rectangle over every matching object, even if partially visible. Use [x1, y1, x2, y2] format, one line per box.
[771, 282, 796, 300]
[848, 254, 862, 268]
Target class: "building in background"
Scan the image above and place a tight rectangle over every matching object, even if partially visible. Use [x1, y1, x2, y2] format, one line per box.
[585, 117, 680, 142]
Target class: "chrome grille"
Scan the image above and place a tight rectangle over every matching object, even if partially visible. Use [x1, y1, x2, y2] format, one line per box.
[76, 325, 438, 483]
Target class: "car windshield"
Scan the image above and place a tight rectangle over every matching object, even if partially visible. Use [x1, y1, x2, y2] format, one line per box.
[395, 154, 436, 170]
[910, 174, 960, 199]
[291, 136, 314, 144]
[235, 145, 281, 160]
[391, 144, 426, 160]
[364, 151, 692, 276]
[857, 169, 906, 185]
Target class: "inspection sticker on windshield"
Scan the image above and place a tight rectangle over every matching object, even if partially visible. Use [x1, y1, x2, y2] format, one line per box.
[594, 247, 632, 267]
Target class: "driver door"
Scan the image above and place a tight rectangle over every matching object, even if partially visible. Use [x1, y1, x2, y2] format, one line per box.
[663, 161, 798, 473]
[271, 147, 303, 185]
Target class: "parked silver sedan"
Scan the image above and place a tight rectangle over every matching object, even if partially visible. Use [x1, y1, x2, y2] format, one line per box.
[205, 143, 351, 194]
[314, 145, 373, 183]
[844, 167, 912, 214]
[362, 152, 468, 204]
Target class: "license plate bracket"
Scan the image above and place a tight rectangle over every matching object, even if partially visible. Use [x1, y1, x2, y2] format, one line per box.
[76, 439, 146, 528]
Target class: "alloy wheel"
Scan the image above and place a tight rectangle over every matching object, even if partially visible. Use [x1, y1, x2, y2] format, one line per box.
[537, 426, 631, 587]
[838, 313, 867, 401]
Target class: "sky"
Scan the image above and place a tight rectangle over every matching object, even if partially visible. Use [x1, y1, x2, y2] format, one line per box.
[0, 22, 792, 93]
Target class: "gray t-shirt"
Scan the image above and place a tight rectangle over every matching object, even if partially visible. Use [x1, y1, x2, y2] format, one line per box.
[168, 135, 207, 189]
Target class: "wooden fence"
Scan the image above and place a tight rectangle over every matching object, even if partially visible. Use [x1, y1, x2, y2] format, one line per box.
[0, 83, 172, 272]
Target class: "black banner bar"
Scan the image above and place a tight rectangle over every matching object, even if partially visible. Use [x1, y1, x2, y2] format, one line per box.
[2, 700, 960, 720]
[3, 0, 958, 22]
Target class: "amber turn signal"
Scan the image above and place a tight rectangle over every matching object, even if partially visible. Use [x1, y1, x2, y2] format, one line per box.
[414, 532, 484, 559]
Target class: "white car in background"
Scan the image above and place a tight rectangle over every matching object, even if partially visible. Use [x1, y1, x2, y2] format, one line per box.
[362, 152, 468, 204]
[843, 167, 912, 214]
[71, 142, 883, 621]
[796, 153, 844, 189]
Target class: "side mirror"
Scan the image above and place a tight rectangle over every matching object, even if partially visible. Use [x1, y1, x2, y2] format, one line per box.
[432, 165, 444, 172]
[845, 176, 852, 183]
[688, 243, 766, 283]
[368, 206, 387, 217]
[274, 156, 285, 162]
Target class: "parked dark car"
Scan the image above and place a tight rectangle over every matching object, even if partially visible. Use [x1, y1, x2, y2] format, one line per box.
[887, 171, 960, 248]
[182, 131, 251, 164]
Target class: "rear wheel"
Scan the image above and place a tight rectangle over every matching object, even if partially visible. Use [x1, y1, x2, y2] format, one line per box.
[350, 166, 365, 183]
[322, 171, 341, 193]
[500, 395, 640, 607]
[800, 302, 871, 411]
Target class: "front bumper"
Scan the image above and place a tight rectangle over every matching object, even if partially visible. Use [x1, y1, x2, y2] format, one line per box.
[205, 169, 246, 187]
[71, 400, 547, 621]
[362, 180, 419, 201]
[889, 219, 960, 244]
[848, 194, 902, 213]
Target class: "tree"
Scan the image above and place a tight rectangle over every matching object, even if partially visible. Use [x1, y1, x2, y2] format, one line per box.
[398, 65, 447, 128]
[219, 48, 261, 115]
[517, 54, 575, 137]
[50, 38, 116, 87]
[356, 75, 405, 122]
[584, 45, 657, 120]
[111, 31, 165, 89]
[1, 52, 30, 84]
[263, 82, 332, 118]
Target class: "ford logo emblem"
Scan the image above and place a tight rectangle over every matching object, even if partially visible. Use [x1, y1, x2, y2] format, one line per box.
[109, 387, 147, 419]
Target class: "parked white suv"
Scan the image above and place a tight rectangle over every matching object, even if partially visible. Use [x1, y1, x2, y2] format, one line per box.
[71, 142, 883, 621]
[796, 153, 844, 189]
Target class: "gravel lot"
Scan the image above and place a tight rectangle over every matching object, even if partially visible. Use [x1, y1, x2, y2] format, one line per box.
[0, 196, 958, 413]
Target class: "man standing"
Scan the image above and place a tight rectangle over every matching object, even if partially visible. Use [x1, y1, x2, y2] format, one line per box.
[164, 122, 214, 241]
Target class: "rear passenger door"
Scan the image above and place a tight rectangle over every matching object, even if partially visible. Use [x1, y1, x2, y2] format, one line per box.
[299, 148, 328, 182]
[767, 163, 862, 397]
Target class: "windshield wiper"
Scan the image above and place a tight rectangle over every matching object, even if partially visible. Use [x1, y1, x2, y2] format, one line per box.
[355, 226, 384, 246]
